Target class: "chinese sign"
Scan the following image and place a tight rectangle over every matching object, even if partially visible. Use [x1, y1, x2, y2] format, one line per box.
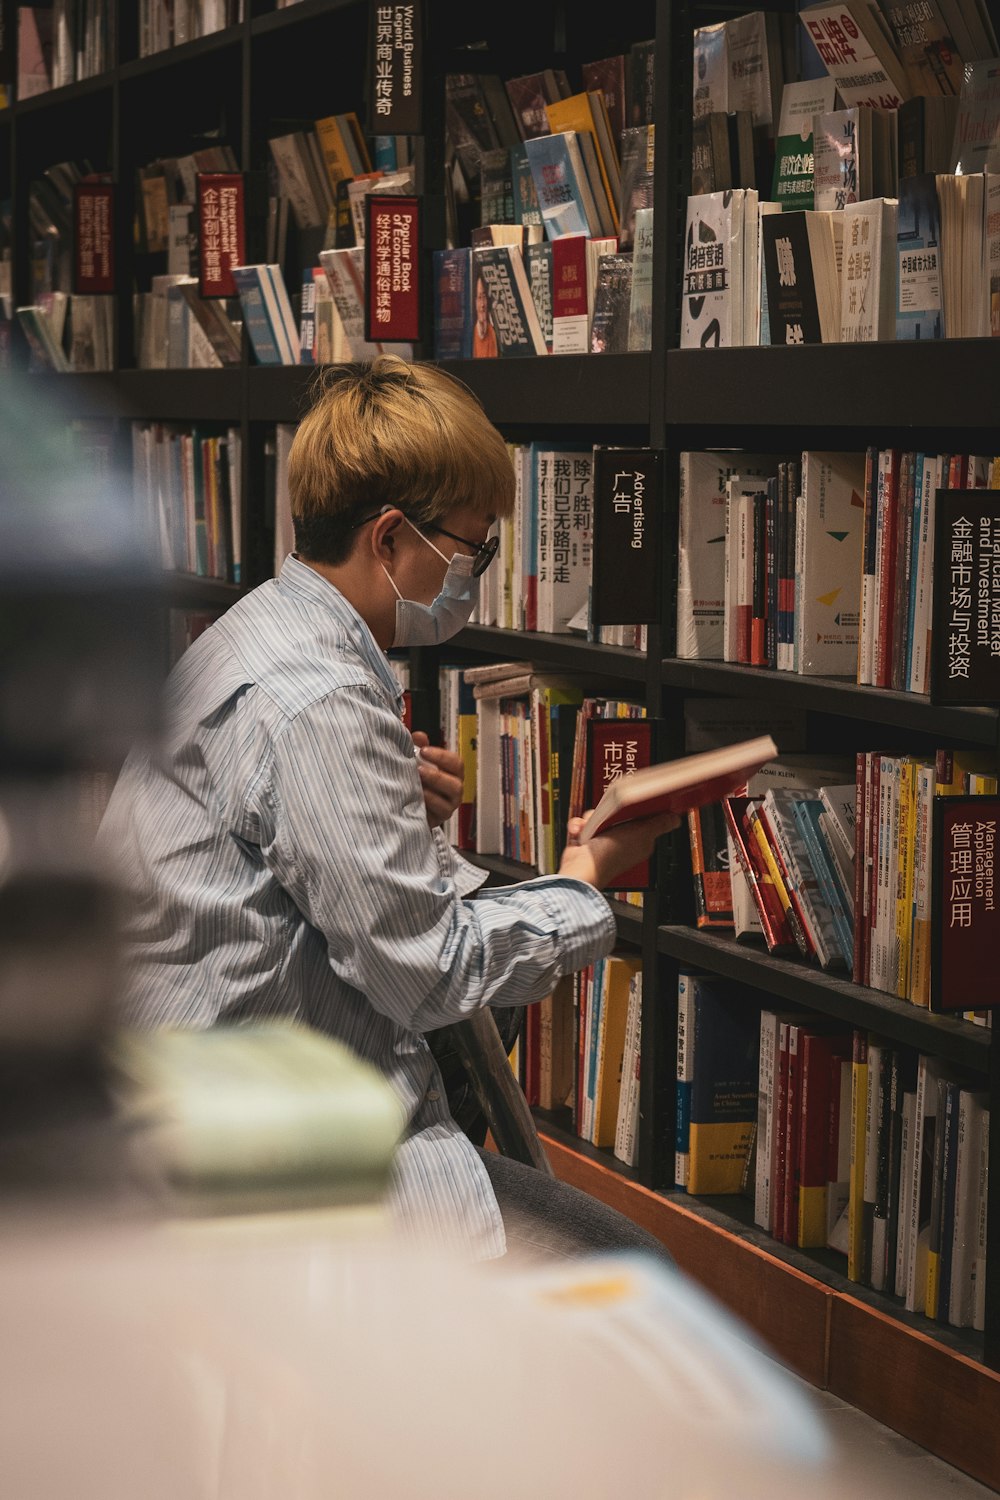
[197, 174, 245, 299]
[370, 1, 422, 134]
[587, 718, 656, 890]
[591, 447, 663, 626]
[74, 183, 115, 294]
[932, 796, 1000, 1011]
[931, 492, 1000, 705]
[365, 195, 420, 342]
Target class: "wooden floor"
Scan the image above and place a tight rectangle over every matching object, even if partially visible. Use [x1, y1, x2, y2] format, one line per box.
[539, 1132, 1000, 1494]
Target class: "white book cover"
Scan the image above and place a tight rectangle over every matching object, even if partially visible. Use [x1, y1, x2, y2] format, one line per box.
[535, 450, 593, 634]
[949, 1090, 988, 1327]
[680, 190, 746, 349]
[614, 976, 642, 1167]
[725, 11, 780, 129]
[318, 247, 411, 361]
[796, 450, 866, 674]
[840, 198, 898, 342]
[742, 189, 761, 347]
[677, 451, 774, 658]
[755, 1010, 781, 1230]
[693, 22, 729, 118]
[799, 0, 909, 109]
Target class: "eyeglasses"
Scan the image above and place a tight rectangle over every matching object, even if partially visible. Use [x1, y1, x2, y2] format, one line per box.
[352, 511, 499, 578]
[422, 523, 499, 577]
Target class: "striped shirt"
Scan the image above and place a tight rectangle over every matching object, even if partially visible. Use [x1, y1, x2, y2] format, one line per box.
[100, 555, 616, 1257]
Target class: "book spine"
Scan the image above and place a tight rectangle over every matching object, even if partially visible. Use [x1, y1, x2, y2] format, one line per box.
[847, 1030, 869, 1283]
[874, 449, 899, 690]
[751, 490, 767, 667]
[756, 1011, 778, 1230]
[858, 446, 878, 685]
[676, 974, 693, 1187]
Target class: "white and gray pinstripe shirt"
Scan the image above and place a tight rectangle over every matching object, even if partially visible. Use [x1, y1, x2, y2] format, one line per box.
[100, 555, 616, 1257]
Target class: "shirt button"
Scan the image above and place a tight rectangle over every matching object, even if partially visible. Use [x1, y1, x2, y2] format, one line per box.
[426, 1090, 440, 1102]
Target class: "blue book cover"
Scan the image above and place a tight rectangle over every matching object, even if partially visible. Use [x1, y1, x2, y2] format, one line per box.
[510, 144, 543, 227]
[298, 275, 316, 365]
[896, 175, 944, 341]
[433, 248, 473, 360]
[231, 266, 284, 365]
[474, 244, 548, 357]
[904, 453, 926, 689]
[372, 136, 398, 171]
[793, 799, 853, 970]
[684, 974, 759, 1195]
[523, 132, 594, 240]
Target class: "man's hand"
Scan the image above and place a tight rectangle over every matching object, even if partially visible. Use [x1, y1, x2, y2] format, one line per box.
[412, 731, 465, 829]
[558, 808, 681, 890]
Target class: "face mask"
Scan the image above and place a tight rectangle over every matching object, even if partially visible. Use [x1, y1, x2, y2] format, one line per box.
[382, 518, 478, 648]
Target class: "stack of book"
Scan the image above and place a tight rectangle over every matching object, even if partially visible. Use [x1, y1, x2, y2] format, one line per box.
[139, 0, 243, 56]
[17, 0, 114, 95]
[571, 955, 643, 1161]
[752, 1017, 989, 1330]
[132, 422, 242, 584]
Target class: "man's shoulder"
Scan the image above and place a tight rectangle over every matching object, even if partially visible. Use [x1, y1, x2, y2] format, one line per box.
[215, 578, 389, 721]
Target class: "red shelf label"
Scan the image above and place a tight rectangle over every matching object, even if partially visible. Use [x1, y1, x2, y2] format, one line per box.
[198, 173, 245, 299]
[366, 194, 420, 343]
[74, 183, 115, 294]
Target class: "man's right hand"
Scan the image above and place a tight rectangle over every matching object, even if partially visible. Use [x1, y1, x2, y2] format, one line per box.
[557, 809, 681, 890]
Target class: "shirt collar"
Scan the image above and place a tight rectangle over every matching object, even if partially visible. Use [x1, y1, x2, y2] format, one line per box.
[277, 553, 404, 710]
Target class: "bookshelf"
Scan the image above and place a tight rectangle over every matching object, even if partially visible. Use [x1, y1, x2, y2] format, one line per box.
[4, 0, 1000, 1486]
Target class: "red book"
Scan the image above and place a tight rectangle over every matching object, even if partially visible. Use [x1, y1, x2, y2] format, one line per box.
[585, 718, 656, 888]
[750, 491, 767, 667]
[774, 1020, 793, 1243]
[722, 796, 796, 953]
[551, 233, 589, 354]
[797, 1031, 851, 1247]
[755, 800, 816, 960]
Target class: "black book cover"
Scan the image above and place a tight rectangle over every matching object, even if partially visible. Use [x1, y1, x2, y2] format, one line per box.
[761, 211, 822, 346]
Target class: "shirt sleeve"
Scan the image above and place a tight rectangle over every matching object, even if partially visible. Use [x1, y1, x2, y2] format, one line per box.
[260, 682, 616, 1033]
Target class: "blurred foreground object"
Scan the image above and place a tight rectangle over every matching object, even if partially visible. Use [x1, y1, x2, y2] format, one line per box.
[0, 1221, 841, 1500]
[0, 377, 160, 1189]
[113, 1021, 407, 1218]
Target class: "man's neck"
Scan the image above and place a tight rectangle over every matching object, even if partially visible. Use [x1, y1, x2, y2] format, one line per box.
[296, 556, 394, 651]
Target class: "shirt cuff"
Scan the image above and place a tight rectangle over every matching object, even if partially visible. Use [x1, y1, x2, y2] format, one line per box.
[485, 874, 618, 975]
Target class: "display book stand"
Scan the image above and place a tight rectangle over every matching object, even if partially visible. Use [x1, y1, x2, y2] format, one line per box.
[3, 0, 1000, 1487]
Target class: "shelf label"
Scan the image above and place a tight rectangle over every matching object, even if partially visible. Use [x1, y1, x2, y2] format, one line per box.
[365, 195, 421, 342]
[74, 183, 115, 294]
[586, 718, 657, 890]
[197, 173, 245, 300]
[591, 448, 663, 626]
[369, 1, 423, 134]
[931, 795, 1000, 1011]
[931, 490, 1000, 706]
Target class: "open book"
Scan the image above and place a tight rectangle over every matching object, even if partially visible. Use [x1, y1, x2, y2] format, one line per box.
[580, 734, 779, 842]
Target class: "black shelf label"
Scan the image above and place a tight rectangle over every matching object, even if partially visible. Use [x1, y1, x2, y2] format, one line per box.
[370, 2, 423, 135]
[591, 447, 663, 627]
[931, 490, 1000, 706]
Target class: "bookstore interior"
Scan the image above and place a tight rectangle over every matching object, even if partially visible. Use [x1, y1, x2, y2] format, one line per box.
[5, 0, 1000, 1491]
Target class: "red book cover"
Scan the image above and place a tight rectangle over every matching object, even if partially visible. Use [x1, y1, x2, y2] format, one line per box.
[782, 1024, 804, 1246]
[551, 233, 588, 330]
[722, 796, 795, 952]
[874, 449, 900, 688]
[197, 173, 245, 299]
[797, 1031, 851, 1247]
[774, 1021, 793, 1243]
[366, 194, 421, 343]
[74, 182, 115, 294]
[852, 751, 868, 987]
[750, 492, 767, 667]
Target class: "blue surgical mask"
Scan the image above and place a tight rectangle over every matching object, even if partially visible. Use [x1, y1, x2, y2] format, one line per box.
[382, 518, 478, 648]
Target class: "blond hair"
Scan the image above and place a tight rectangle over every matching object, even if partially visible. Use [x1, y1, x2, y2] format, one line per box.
[287, 357, 515, 563]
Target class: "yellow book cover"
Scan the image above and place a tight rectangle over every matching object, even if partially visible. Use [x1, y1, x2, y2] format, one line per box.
[935, 749, 997, 795]
[895, 759, 917, 1000]
[592, 956, 640, 1147]
[544, 94, 619, 231]
[847, 1034, 868, 1282]
[314, 116, 356, 192]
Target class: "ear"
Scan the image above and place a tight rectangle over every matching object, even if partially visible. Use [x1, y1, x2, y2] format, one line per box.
[370, 507, 404, 562]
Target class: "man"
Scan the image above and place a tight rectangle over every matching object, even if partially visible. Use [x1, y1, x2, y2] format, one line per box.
[101, 357, 676, 1258]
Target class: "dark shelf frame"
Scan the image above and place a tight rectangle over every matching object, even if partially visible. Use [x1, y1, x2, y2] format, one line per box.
[455, 625, 648, 682]
[657, 926, 992, 1074]
[534, 1109, 641, 1186]
[660, 659, 1000, 748]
